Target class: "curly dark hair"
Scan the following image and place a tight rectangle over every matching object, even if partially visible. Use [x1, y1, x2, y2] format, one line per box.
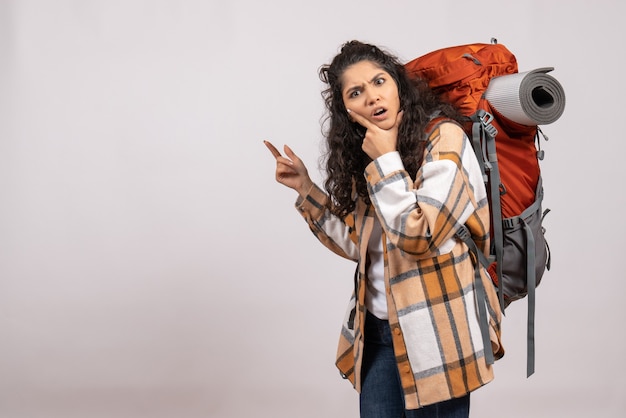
[318, 40, 462, 218]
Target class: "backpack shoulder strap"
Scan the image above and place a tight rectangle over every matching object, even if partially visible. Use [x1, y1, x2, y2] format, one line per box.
[456, 224, 495, 366]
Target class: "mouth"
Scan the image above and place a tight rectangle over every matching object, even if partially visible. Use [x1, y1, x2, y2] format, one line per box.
[372, 107, 387, 119]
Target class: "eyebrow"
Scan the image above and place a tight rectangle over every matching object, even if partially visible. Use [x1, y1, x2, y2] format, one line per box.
[344, 72, 386, 96]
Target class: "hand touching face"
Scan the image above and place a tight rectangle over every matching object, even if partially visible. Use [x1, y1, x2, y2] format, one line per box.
[347, 107, 403, 160]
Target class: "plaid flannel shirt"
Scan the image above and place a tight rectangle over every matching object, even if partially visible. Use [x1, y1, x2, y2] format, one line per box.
[295, 121, 504, 410]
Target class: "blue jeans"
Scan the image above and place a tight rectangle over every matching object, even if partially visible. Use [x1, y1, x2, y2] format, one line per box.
[360, 311, 470, 418]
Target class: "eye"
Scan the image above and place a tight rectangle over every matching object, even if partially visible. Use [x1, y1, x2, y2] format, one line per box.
[375, 77, 385, 86]
[349, 89, 361, 99]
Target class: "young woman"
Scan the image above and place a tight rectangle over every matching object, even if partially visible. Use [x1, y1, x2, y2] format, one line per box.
[264, 40, 504, 418]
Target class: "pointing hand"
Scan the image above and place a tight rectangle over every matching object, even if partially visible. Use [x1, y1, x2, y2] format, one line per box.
[264, 140, 313, 197]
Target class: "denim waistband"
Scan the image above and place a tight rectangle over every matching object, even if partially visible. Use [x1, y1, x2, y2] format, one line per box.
[364, 310, 393, 346]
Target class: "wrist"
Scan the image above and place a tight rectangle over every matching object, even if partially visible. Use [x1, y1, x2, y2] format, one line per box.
[297, 179, 314, 198]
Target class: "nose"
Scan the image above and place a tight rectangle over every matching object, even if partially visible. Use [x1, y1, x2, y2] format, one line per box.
[364, 89, 379, 106]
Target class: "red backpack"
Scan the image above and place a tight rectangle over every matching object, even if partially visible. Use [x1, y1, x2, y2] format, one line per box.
[405, 40, 565, 376]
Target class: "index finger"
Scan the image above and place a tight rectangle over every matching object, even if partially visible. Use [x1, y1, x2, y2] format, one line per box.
[347, 108, 375, 130]
[263, 140, 282, 158]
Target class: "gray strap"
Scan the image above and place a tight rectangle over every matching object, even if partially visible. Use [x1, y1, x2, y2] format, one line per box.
[503, 177, 544, 377]
[543, 208, 552, 271]
[483, 122, 505, 312]
[471, 120, 488, 183]
[456, 225, 494, 365]
[520, 217, 536, 377]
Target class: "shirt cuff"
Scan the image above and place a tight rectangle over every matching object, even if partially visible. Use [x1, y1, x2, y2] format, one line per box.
[295, 182, 328, 220]
[375, 151, 404, 176]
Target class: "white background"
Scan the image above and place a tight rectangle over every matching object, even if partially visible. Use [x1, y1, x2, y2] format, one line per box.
[1, 0, 624, 417]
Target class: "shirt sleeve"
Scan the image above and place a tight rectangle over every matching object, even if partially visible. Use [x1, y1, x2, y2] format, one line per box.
[295, 182, 359, 261]
[365, 122, 485, 259]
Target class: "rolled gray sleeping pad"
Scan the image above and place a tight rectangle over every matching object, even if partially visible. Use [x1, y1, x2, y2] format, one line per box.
[484, 67, 566, 126]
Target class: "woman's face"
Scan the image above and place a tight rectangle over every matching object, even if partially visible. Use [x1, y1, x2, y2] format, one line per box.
[341, 60, 401, 131]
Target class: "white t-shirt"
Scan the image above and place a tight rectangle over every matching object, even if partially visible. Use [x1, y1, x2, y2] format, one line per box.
[365, 218, 388, 320]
